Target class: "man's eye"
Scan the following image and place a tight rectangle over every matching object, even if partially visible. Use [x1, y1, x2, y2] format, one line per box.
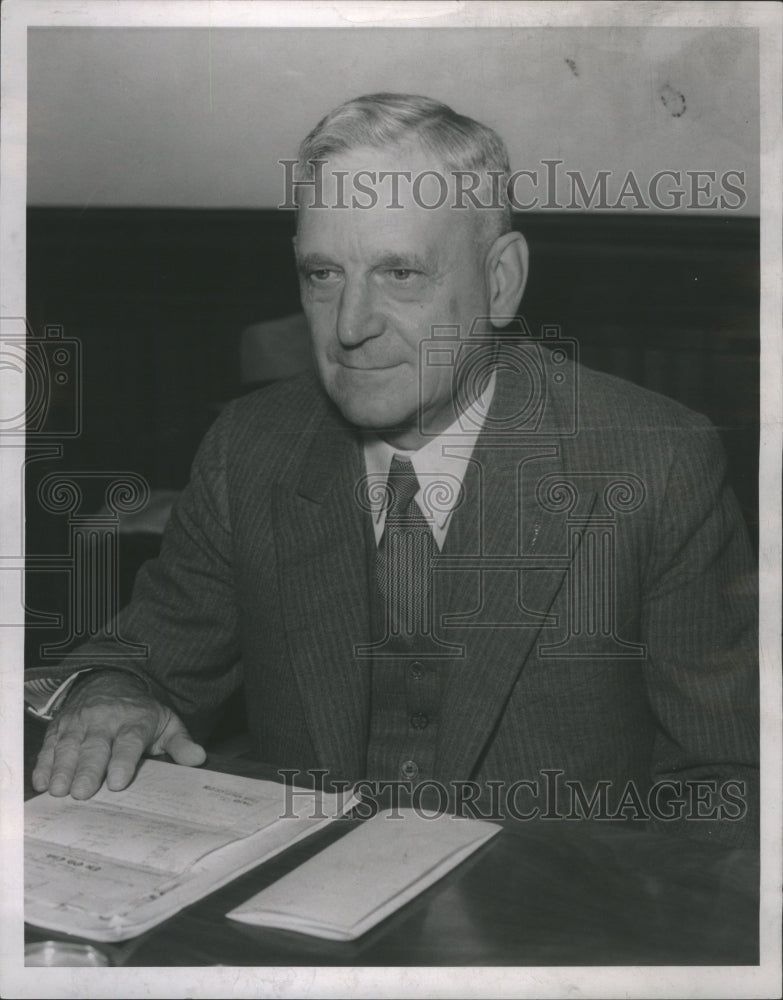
[389, 269, 414, 281]
[309, 269, 335, 282]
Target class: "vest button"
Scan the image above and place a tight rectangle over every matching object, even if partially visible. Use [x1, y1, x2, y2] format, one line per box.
[409, 661, 424, 680]
[410, 713, 429, 730]
[400, 759, 419, 780]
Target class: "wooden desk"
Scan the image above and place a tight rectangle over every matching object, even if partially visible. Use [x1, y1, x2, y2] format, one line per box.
[24, 751, 758, 967]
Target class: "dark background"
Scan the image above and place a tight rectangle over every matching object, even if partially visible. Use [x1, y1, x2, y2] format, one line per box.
[24, 208, 759, 669]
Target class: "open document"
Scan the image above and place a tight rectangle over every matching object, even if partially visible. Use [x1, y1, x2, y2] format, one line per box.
[25, 760, 358, 942]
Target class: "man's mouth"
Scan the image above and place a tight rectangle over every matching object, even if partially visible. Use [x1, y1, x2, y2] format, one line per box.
[337, 361, 404, 372]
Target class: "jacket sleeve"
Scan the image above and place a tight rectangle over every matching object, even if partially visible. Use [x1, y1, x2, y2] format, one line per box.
[640, 414, 759, 846]
[25, 402, 244, 740]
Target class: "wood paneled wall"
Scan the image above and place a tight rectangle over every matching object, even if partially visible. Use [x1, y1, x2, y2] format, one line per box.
[26, 207, 758, 524]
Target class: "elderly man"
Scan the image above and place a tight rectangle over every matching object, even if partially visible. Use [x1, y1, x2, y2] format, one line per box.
[27, 94, 757, 843]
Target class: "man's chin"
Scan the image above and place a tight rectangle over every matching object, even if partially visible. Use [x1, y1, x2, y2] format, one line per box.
[336, 398, 417, 436]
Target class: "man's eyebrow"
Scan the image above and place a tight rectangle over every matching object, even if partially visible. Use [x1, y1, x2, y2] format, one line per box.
[295, 251, 434, 272]
[370, 252, 431, 271]
[295, 253, 338, 271]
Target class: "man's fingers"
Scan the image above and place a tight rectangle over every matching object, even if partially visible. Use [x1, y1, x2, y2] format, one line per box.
[164, 730, 207, 767]
[153, 710, 207, 767]
[31, 725, 60, 791]
[105, 726, 149, 791]
[103, 719, 204, 790]
[69, 733, 113, 800]
[30, 683, 199, 798]
[44, 732, 86, 797]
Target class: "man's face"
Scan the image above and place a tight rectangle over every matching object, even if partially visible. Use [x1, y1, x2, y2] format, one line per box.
[295, 146, 491, 448]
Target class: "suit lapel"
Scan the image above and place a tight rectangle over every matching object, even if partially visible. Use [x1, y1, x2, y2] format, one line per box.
[434, 365, 597, 781]
[273, 414, 371, 782]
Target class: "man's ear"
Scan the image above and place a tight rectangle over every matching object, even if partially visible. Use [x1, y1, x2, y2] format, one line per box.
[485, 231, 529, 327]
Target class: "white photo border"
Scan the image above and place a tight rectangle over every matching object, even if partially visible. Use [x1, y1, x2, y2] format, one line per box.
[1, 2, 780, 998]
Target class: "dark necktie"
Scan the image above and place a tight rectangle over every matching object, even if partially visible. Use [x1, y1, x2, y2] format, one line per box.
[375, 456, 435, 639]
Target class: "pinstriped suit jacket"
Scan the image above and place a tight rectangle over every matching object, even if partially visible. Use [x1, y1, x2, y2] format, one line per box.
[32, 360, 759, 844]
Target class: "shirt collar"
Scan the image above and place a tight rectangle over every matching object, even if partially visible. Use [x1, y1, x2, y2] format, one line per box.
[363, 370, 496, 546]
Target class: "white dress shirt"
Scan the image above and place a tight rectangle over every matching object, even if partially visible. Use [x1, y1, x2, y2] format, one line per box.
[363, 371, 496, 550]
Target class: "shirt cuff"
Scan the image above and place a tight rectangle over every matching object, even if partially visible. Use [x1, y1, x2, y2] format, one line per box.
[24, 670, 90, 721]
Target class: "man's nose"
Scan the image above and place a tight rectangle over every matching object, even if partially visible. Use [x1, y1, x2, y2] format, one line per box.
[336, 279, 384, 347]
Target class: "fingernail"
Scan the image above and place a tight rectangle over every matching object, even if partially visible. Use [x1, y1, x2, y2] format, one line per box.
[49, 778, 68, 796]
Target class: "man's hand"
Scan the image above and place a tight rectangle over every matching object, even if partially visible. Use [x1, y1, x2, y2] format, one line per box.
[31, 671, 206, 799]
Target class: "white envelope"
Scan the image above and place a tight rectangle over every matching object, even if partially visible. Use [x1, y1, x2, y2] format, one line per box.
[227, 808, 500, 941]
